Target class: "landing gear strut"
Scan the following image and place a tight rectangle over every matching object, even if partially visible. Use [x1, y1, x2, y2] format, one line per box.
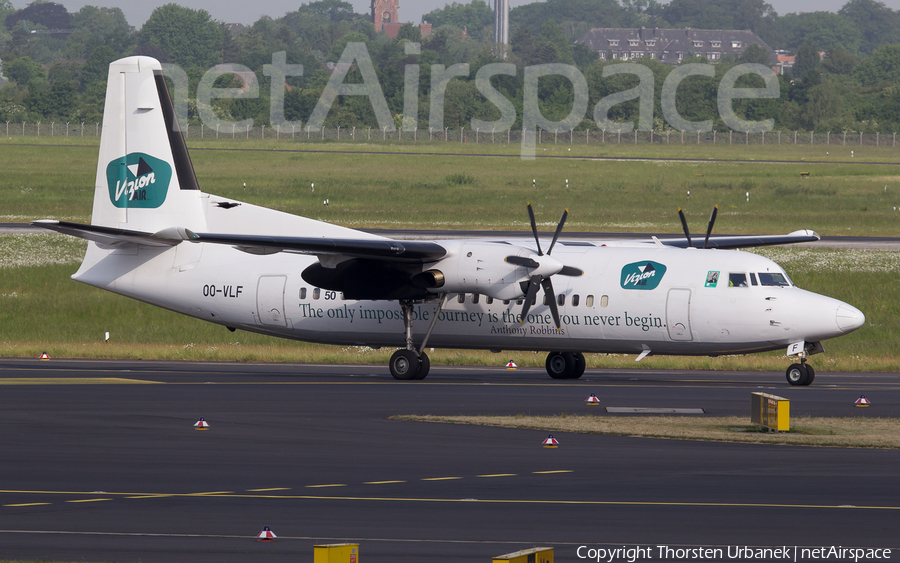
[786, 350, 815, 386]
[389, 297, 445, 381]
[545, 351, 586, 379]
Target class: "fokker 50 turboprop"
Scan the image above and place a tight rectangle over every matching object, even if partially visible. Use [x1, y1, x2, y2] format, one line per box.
[35, 57, 865, 385]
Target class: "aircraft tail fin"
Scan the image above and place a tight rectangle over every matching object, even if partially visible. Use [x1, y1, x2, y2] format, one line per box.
[92, 57, 206, 233]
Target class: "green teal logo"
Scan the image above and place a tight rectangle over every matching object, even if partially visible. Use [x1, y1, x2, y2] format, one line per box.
[620, 261, 667, 290]
[106, 153, 172, 208]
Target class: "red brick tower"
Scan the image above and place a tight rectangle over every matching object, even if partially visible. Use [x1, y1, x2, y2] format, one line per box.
[372, 0, 399, 33]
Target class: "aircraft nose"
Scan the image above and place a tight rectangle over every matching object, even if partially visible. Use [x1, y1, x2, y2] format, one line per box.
[836, 304, 865, 333]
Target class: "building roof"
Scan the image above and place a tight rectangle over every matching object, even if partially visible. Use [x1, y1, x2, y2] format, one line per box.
[576, 27, 776, 65]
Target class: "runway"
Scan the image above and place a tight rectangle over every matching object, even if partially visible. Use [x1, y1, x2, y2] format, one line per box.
[0, 359, 898, 562]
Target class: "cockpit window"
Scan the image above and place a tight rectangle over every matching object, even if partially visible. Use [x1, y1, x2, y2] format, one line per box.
[728, 273, 748, 287]
[758, 272, 790, 286]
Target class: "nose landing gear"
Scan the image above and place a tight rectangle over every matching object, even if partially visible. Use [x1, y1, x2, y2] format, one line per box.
[786, 351, 815, 386]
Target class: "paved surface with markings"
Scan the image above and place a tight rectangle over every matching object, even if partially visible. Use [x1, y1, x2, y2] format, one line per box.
[0, 359, 898, 562]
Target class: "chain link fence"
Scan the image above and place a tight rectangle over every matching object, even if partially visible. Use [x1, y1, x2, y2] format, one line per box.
[7, 121, 900, 148]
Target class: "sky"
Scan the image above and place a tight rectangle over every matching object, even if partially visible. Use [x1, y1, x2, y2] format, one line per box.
[11, 0, 899, 30]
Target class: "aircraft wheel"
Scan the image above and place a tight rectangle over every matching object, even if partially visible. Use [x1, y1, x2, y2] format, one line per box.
[572, 353, 586, 379]
[546, 351, 575, 379]
[803, 364, 815, 386]
[413, 352, 430, 380]
[785, 363, 808, 386]
[390, 349, 420, 381]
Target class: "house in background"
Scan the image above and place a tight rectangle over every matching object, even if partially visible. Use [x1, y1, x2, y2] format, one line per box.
[371, 0, 432, 39]
[577, 27, 775, 65]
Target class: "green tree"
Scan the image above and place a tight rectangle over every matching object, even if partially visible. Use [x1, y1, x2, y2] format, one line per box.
[738, 43, 772, 65]
[793, 42, 821, 78]
[66, 6, 134, 60]
[422, 0, 493, 31]
[780, 12, 862, 55]
[395, 23, 421, 43]
[139, 4, 223, 68]
[538, 20, 572, 64]
[838, 0, 900, 56]
[655, 0, 779, 44]
[79, 45, 116, 90]
[854, 43, 900, 87]
[822, 47, 858, 75]
[296, 0, 361, 23]
[510, 0, 624, 39]
[4, 1, 71, 30]
[3, 56, 45, 85]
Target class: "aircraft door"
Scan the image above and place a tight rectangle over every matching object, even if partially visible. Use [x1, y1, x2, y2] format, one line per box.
[666, 288, 693, 341]
[257, 275, 287, 327]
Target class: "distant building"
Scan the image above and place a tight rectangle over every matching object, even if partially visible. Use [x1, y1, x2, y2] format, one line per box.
[576, 27, 775, 65]
[775, 50, 794, 75]
[493, 0, 509, 47]
[371, 0, 432, 39]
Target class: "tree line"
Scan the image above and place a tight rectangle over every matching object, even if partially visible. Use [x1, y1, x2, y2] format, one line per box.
[0, 0, 899, 134]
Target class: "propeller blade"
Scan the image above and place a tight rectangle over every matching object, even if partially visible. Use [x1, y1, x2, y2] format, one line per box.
[547, 208, 568, 255]
[559, 266, 584, 277]
[678, 208, 693, 248]
[526, 203, 543, 256]
[541, 277, 562, 331]
[519, 274, 542, 322]
[703, 205, 718, 249]
[506, 255, 540, 269]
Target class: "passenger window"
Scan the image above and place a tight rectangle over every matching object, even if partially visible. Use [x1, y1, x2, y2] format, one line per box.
[486, 296, 494, 305]
[729, 273, 748, 287]
[516, 299, 524, 305]
[600, 295, 609, 308]
[758, 272, 790, 286]
[749, 273, 758, 286]
[472, 293, 480, 304]
[543, 295, 550, 306]
[557, 294, 565, 306]
[586, 295, 594, 307]
[458, 294, 465, 303]
[313, 288, 321, 300]
[572, 295, 580, 307]
[532, 295, 537, 305]
[300, 288, 307, 300]
[504, 300, 510, 305]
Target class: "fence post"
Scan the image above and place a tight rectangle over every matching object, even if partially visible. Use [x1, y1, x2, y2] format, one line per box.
[492, 128, 495, 143]
[322, 127, 325, 140]
[666, 130, 669, 144]
[810, 131, 813, 145]
[6, 121, 8, 136]
[81, 122, 85, 137]
[476, 128, 479, 143]
[384, 127, 387, 141]
[759, 131, 762, 145]
[52, 122, 55, 136]
[461, 127, 465, 144]
[233, 124, 236, 138]
[794, 131, 797, 144]
[66, 122, 69, 136]
[571, 129, 574, 143]
[894, 132, 896, 147]
[860, 132, 863, 145]
[587, 128, 590, 144]
[353, 126, 356, 140]
[876, 132, 879, 147]
[827, 131, 830, 144]
[292, 125, 296, 140]
[843, 131, 846, 145]
[337, 126, 340, 140]
[368, 127, 371, 141]
[681, 131, 684, 144]
[186, 123, 189, 138]
[23, 121, 25, 135]
[745, 131, 748, 145]
[555, 129, 558, 144]
[247, 125, 251, 139]
[699, 131, 702, 145]
[217, 124, 220, 139]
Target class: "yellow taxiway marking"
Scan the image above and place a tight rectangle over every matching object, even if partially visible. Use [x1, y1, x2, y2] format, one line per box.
[305, 484, 347, 488]
[2, 489, 899, 511]
[0, 378, 161, 385]
[126, 495, 172, 499]
[421, 477, 462, 481]
[364, 481, 405, 485]
[188, 491, 233, 496]
[4, 503, 51, 507]
[534, 470, 573, 474]
[247, 488, 290, 492]
[477, 474, 517, 478]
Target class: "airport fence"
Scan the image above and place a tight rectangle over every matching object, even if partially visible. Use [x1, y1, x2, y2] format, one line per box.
[6, 120, 900, 148]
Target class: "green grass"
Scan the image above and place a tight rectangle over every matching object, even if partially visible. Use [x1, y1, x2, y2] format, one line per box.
[3, 137, 900, 235]
[393, 414, 900, 449]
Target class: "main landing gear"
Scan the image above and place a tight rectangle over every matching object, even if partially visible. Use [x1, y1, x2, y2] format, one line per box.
[786, 351, 815, 386]
[545, 351, 586, 379]
[389, 298, 445, 381]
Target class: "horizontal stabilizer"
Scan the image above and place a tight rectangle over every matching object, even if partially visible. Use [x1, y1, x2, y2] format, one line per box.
[32, 220, 191, 248]
[660, 230, 820, 249]
[187, 232, 447, 262]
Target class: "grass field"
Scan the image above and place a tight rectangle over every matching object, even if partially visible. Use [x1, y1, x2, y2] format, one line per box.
[393, 414, 900, 449]
[3, 137, 900, 235]
[1, 138, 898, 368]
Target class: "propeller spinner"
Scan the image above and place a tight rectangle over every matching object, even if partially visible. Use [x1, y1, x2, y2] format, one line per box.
[505, 203, 583, 331]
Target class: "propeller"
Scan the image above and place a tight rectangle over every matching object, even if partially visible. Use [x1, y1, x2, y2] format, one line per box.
[505, 203, 583, 331]
[678, 205, 719, 249]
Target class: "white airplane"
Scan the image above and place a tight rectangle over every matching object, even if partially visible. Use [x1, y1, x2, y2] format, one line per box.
[34, 57, 865, 385]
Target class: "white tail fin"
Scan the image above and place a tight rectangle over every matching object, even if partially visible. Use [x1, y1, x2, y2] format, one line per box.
[92, 56, 207, 233]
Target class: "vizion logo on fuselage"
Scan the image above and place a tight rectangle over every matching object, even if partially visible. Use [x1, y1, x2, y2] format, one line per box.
[106, 153, 172, 208]
[620, 261, 667, 290]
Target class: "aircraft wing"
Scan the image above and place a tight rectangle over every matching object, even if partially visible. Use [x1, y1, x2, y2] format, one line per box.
[657, 230, 820, 249]
[186, 231, 447, 262]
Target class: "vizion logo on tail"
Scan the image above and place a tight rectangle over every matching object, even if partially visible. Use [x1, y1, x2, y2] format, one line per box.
[106, 153, 172, 208]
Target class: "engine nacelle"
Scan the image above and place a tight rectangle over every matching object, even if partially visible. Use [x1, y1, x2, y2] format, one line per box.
[416, 241, 531, 301]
